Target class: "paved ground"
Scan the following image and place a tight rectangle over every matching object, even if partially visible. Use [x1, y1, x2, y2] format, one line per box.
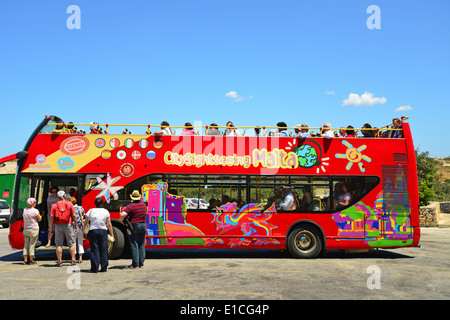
[0, 227, 449, 303]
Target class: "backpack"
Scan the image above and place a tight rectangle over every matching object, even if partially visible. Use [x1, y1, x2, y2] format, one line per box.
[54, 201, 72, 224]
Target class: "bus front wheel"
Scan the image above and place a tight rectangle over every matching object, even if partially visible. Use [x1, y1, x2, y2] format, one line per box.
[287, 225, 323, 259]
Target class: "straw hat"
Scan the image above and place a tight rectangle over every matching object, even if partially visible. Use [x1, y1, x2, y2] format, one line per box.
[130, 190, 142, 201]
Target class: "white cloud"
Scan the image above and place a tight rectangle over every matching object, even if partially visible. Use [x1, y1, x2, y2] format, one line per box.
[325, 91, 335, 95]
[225, 91, 252, 102]
[342, 91, 387, 106]
[395, 105, 412, 112]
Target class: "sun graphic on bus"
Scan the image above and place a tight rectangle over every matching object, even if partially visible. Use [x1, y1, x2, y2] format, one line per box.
[335, 140, 371, 172]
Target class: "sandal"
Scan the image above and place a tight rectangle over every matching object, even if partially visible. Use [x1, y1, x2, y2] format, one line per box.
[56, 261, 63, 267]
[71, 260, 77, 265]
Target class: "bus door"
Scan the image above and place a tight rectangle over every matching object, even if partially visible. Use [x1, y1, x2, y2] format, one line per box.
[380, 165, 413, 241]
[30, 174, 83, 230]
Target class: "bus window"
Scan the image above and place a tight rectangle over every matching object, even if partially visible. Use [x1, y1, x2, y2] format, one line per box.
[205, 175, 247, 210]
[84, 173, 108, 192]
[291, 176, 330, 212]
[250, 175, 330, 213]
[39, 116, 64, 134]
[330, 176, 380, 212]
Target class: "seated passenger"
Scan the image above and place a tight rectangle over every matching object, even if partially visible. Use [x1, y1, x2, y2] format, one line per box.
[322, 122, 334, 138]
[345, 125, 357, 138]
[300, 186, 312, 210]
[254, 126, 262, 137]
[224, 121, 240, 136]
[338, 127, 347, 138]
[276, 185, 296, 212]
[260, 186, 282, 213]
[66, 122, 75, 133]
[207, 123, 221, 136]
[154, 121, 172, 135]
[388, 118, 403, 138]
[361, 123, 375, 137]
[221, 195, 231, 205]
[333, 183, 352, 211]
[181, 122, 196, 136]
[277, 122, 288, 137]
[353, 181, 366, 201]
[51, 124, 64, 134]
[294, 124, 310, 138]
[89, 122, 100, 134]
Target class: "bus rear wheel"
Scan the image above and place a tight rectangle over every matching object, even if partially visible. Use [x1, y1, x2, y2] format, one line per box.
[287, 225, 323, 259]
[108, 225, 125, 259]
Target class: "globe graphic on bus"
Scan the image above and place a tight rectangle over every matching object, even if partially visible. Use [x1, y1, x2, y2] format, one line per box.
[296, 144, 319, 168]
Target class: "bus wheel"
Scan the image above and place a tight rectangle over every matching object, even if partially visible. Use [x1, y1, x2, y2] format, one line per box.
[108, 225, 125, 260]
[287, 225, 323, 259]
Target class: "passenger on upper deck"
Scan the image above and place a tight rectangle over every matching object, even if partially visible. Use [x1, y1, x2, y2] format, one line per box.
[338, 127, 347, 138]
[207, 123, 221, 136]
[322, 123, 334, 138]
[254, 126, 262, 137]
[361, 123, 375, 138]
[51, 124, 64, 134]
[224, 121, 240, 136]
[345, 125, 356, 138]
[388, 118, 403, 138]
[181, 122, 196, 136]
[66, 122, 75, 134]
[154, 121, 172, 136]
[276, 122, 288, 137]
[295, 124, 310, 138]
[89, 122, 100, 134]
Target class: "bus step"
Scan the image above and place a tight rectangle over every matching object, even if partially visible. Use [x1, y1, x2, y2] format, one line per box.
[36, 245, 71, 251]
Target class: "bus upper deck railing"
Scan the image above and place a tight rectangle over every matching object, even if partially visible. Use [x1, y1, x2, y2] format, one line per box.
[44, 116, 408, 138]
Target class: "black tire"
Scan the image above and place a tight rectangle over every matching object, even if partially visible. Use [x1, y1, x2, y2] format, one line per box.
[108, 225, 125, 259]
[287, 225, 323, 259]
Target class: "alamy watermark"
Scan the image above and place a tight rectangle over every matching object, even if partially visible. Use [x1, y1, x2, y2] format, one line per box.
[66, 265, 81, 290]
[66, 5, 81, 30]
[367, 5, 381, 30]
[366, 265, 381, 290]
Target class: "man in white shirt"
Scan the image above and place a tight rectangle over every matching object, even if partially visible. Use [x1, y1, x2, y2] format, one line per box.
[276, 185, 296, 212]
[322, 122, 334, 138]
[154, 121, 172, 135]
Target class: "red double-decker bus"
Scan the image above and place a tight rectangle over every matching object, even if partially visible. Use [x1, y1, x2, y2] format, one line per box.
[8, 116, 420, 258]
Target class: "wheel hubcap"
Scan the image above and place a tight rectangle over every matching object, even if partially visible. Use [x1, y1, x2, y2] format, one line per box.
[295, 231, 316, 253]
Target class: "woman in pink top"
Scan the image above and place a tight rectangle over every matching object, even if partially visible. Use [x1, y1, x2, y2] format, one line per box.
[181, 122, 196, 136]
[23, 198, 42, 264]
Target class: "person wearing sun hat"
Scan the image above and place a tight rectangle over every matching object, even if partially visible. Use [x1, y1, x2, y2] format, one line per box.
[120, 190, 148, 269]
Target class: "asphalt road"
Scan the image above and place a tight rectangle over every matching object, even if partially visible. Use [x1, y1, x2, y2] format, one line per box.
[0, 227, 449, 302]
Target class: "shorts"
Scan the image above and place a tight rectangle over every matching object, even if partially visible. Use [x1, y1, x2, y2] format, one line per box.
[54, 224, 75, 247]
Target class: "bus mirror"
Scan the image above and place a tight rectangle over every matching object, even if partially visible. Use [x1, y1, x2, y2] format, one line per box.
[16, 151, 28, 160]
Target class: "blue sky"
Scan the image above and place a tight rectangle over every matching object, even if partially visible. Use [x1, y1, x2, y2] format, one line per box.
[0, 0, 449, 157]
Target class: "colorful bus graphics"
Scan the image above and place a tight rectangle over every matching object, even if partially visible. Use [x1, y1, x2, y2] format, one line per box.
[8, 116, 420, 258]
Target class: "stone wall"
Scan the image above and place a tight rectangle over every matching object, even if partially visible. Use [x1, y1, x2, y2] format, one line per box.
[419, 202, 450, 227]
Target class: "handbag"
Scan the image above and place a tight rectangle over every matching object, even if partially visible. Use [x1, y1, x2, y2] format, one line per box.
[83, 209, 91, 236]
